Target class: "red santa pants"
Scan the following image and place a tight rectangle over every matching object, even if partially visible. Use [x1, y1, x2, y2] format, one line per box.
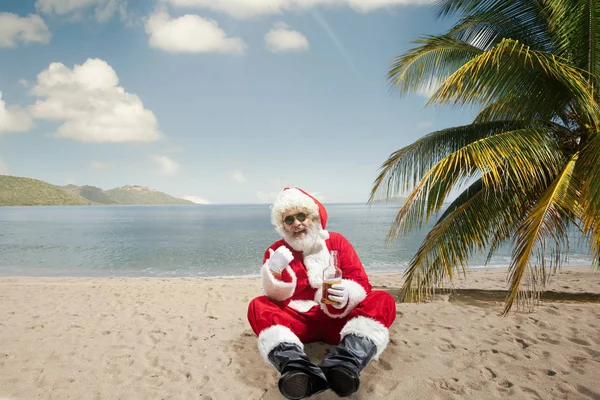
[247, 290, 396, 345]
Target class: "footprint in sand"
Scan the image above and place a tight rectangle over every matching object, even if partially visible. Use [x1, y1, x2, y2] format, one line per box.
[545, 306, 561, 316]
[583, 347, 600, 359]
[514, 338, 530, 349]
[498, 380, 513, 389]
[482, 367, 497, 379]
[375, 359, 393, 371]
[148, 329, 167, 344]
[576, 384, 600, 399]
[434, 377, 466, 395]
[520, 386, 543, 399]
[436, 337, 460, 352]
[537, 333, 561, 345]
[567, 337, 591, 346]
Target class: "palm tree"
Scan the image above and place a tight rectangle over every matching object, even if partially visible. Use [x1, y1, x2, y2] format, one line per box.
[369, 0, 600, 314]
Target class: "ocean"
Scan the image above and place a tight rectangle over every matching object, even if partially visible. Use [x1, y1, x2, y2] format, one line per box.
[0, 203, 593, 278]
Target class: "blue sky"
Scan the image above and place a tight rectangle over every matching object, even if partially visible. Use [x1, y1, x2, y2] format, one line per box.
[0, 0, 475, 204]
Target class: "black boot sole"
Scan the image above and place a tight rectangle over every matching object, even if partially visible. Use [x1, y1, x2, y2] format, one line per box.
[279, 370, 311, 400]
[327, 366, 359, 397]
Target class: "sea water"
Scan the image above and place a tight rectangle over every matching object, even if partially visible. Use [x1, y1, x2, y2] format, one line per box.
[0, 204, 593, 278]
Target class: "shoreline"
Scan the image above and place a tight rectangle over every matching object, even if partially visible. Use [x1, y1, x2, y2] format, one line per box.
[1, 267, 599, 399]
[0, 263, 596, 280]
[0, 264, 597, 284]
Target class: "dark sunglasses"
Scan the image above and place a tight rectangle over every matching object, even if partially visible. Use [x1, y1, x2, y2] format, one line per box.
[284, 212, 308, 225]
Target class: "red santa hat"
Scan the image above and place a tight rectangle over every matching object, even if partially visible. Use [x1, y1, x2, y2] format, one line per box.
[271, 187, 329, 239]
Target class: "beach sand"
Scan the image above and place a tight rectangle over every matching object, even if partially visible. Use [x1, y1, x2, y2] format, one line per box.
[1, 267, 599, 400]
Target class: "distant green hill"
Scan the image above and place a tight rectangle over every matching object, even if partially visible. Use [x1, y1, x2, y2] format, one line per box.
[0, 176, 196, 206]
[0, 175, 93, 206]
[104, 185, 194, 205]
[62, 184, 118, 204]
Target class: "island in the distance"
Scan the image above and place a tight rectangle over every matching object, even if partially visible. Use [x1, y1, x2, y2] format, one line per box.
[0, 175, 196, 206]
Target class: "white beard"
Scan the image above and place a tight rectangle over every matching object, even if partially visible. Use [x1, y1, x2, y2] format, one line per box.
[284, 224, 329, 288]
[284, 224, 321, 254]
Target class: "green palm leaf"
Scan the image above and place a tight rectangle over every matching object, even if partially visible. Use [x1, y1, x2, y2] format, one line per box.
[369, 121, 536, 202]
[377, 0, 600, 313]
[579, 134, 600, 263]
[384, 128, 562, 241]
[547, 0, 600, 78]
[401, 176, 532, 303]
[432, 39, 599, 126]
[447, 3, 554, 51]
[388, 35, 483, 95]
[505, 153, 580, 314]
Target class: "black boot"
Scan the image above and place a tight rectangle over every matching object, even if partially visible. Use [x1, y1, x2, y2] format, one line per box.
[268, 342, 329, 399]
[318, 334, 377, 397]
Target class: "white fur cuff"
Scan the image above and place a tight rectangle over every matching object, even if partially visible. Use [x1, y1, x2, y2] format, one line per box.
[315, 278, 367, 319]
[288, 300, 319, 313]
[340, 316, 389, 360]
[258, 325, 304, 363]
[261, 262, 296, 301]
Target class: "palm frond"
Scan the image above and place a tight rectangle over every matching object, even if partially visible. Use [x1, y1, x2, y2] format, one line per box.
[505, 152, 580, 314]
[401, 173, 539, 303]
[388, 35, 483, 96]
[546, 0, 600, 81]
[368, 121, 537, 202]
[579, 133, 600, 265]
[447, 2, 553, 51]
[435, 0, 508, 18]
[385, 127, 563, 242]
[401, 178, 488, 302]
[431, 39, 600, 127]
[474, 97, 571, 123]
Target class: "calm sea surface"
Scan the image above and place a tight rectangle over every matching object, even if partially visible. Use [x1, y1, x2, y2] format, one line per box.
[0, 204, 593, 278]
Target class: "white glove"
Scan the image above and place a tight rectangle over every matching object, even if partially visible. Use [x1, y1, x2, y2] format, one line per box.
[328, 283, 349, 309]
[268, 246, 294, 274]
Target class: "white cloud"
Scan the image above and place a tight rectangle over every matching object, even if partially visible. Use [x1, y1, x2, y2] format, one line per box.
[0, 13, 51, 48]
[90, 161, 114, 170]
[181, 195, 211, 204]
[166, 0, 434, 19]
[29, 58, 162, 143]
[145, 11, 246, 54]
[18, 79, 29, 88]
[152, 155, 181, 176]
[165, 145, 186, 153]
[35, 0, 126, 22]
[0, 158, 8, 175]
[230, 170, 247, 183]
[265, 22, 309, 53]
[256, 190, 280, 203]
[0, 91, 33, 134]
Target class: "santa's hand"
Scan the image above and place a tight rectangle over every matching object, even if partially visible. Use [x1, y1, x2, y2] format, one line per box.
[268, 246, 293, 274]
[328, 283, 349, 309]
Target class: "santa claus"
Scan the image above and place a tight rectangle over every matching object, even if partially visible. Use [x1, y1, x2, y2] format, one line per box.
[247, 187, 396, 399]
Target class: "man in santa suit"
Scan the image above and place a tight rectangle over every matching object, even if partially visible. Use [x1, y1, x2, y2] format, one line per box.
[247, 187, 397, 399]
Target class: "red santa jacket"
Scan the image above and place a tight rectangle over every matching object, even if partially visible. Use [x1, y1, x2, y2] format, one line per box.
[260, 232, 371, 318]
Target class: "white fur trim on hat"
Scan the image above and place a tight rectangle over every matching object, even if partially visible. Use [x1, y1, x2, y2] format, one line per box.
[314, 278, 367, 319]
[258, 325, 304, 364]
[271, 188, 320, 236]
[340, 316, 389, 360]
[261, 263, 297, 301]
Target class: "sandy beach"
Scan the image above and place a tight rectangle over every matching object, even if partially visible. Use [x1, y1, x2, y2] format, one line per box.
[1, 267, 599, 400]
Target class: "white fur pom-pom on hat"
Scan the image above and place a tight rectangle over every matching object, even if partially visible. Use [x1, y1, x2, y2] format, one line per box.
[271, 187, 329, 239]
